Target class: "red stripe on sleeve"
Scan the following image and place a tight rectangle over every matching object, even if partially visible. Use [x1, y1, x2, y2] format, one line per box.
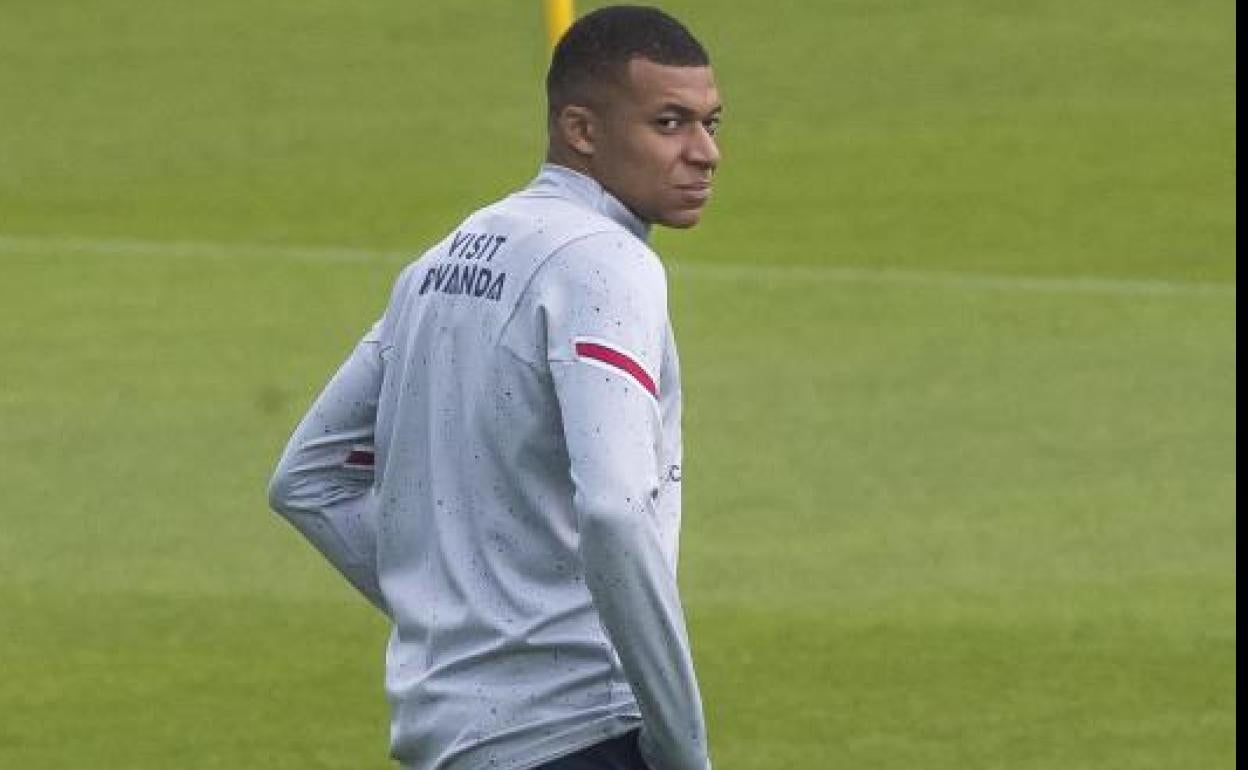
[345, 449, 375, 467]
[574, 341, 658, 399]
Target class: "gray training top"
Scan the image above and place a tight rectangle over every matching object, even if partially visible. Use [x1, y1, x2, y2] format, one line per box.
[268, 164, 710, 770]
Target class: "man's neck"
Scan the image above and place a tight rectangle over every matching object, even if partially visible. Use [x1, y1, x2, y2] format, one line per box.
[534, 163, 651, 242]
[544, 145, 593, 178]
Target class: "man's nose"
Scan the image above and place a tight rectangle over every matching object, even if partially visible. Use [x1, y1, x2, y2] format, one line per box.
[685, 123, 720, 169]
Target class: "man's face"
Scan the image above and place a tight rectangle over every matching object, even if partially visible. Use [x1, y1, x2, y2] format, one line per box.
[588, 59, 722, 228]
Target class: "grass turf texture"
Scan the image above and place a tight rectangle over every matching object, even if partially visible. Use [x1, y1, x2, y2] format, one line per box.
[0, 1, 1235, 768]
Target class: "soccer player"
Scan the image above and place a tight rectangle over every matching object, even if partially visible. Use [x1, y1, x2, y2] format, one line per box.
[267, 6, 721, 769]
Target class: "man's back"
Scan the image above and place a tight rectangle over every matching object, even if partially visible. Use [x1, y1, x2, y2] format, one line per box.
[377, 166, 682, 768]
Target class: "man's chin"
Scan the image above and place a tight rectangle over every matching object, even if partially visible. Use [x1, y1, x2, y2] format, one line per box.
[658, 207, 706, 229]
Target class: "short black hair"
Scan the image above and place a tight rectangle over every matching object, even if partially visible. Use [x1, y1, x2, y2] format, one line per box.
[546, 5, 710, 117]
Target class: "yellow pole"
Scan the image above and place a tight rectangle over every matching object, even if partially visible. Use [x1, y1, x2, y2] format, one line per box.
[544, 0, 575, 52]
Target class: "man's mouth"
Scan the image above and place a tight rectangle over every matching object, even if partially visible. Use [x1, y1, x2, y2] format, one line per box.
[677, 182, 712, 203]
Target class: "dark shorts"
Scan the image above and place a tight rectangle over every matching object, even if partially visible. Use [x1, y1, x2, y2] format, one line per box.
[533, 730, 649, 770]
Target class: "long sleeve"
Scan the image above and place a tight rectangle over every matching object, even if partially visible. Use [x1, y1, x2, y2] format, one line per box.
[268, 325, 387, 613]
[541, 238, 711, 770]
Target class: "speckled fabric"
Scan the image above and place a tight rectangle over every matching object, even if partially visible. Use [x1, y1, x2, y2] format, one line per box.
[270, 165, 708, 770]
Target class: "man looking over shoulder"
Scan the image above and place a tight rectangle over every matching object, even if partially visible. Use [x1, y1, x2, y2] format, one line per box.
[268, 6, 721, 769]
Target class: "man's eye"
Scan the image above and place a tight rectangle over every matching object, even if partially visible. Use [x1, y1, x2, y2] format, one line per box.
[704, 118, 721, 136]
[655, 117, 682, 131]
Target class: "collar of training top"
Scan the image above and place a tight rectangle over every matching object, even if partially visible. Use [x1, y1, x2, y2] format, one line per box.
[531, 163, 651, 242]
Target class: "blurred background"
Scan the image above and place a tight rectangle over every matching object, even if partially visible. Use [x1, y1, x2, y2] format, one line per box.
[0, 1, 1235, 768]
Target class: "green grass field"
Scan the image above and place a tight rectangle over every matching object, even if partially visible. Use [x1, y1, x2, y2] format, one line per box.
[1, 1, 1235, 768]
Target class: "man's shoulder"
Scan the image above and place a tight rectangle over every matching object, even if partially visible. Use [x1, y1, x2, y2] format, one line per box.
[530, 231, 668, 321]
[548, 228, 663, 280]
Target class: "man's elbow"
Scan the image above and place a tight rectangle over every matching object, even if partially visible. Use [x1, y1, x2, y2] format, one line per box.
[267, 463, 302, 518]
[577, 490, 654, 547]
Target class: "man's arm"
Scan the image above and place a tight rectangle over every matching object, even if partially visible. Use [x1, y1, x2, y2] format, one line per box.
[268, 325, 387, 613]
[542, 237, 710, 770]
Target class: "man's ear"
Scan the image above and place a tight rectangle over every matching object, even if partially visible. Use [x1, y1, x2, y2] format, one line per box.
[555, 105, 596, 157]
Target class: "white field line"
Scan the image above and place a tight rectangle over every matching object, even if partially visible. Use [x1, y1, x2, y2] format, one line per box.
[0, 233, 1235, 299]
[0, 234, 387, 264]
[671, 262, 1237, 298]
